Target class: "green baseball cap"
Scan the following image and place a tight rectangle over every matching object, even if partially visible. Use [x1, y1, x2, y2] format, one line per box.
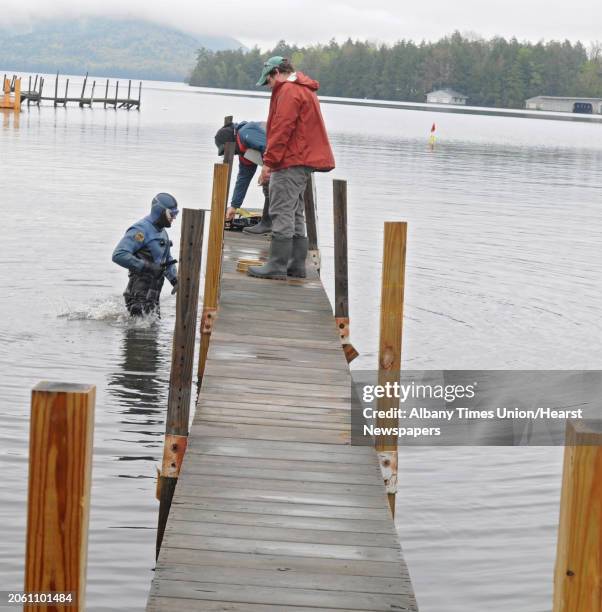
[256, 56, 285, 86]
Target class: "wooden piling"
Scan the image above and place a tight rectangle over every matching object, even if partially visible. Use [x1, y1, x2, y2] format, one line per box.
[222, 115, 236, 204]
[79, 72, 88, 108]
[375, 221, 407, 515]
[54, 72, 59, 107]
[27, 75, 31, 106]
[156, 209, 206, 558]
[553, 419, 602, 612]
[304, 173, 320, 275]
[13, 77, 20, 111]
[104, 79, 109, 108]
[64, 79, 69, 107]
[38, 77, 44, 106]
[127, 80, 132, 110]
[333, 179, 359, 363]
[138, 81, 142, 110]
[197, 163, 229, 383]
[90, 80, 96, 107]
[24, 382, 95, 611]
[114, 81, 119, 109]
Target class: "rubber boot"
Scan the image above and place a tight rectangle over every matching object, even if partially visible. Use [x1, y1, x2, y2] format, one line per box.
[243, 192, 272, 235]
[247, 235, 292, 280]
[287, 235, 308, 278]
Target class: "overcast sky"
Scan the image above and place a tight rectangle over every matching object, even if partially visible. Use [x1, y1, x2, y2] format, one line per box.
[2, 0, 600, 49]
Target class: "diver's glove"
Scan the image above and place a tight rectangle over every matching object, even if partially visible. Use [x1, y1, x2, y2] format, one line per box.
[170, 279, 178, 295]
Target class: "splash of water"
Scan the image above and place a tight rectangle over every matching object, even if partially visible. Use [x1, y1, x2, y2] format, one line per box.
[57, 296, 159, 328]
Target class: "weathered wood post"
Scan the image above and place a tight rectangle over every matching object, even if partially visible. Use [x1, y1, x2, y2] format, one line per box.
[137, 81, 142, 110]
[79, 72, 88, 108]
[553, 419, 602, 612]
[38, 77, 44, 106]
[156, 209, 206, 559]
[197, 164, 229, 383]
[25, 382, 95, 611]
[222, 115, 236, 203]
[375, 221, 407, 516]
[114, 81, 119, 108]
[304, 173, 320, 275]
[53, 72, 59, 107]
[27, 75, 31, 106]
[64, 79, 69, 107]
[104, 79, 109, 109]
[90, 80, 96, 107]
[333, 179, 359, 363]
[33, 74, 38, 94]
[127, 79, 132, 110]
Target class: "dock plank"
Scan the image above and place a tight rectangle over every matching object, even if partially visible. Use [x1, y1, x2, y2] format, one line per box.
[147, 232, 417, 611]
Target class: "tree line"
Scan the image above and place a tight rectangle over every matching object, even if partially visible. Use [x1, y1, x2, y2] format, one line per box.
[189, 33, 602, 108]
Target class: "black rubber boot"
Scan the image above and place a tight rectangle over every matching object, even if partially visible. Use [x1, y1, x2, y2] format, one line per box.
[287, 235, 308, 278]
[247, 235, 292, 280]
[243, 190, 272, 235]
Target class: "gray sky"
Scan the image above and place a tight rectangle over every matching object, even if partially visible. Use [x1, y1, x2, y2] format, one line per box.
[2, 0, 600, 49]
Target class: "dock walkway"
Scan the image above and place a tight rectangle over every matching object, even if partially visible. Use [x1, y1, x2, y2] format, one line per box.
[147, 231, 417, 611]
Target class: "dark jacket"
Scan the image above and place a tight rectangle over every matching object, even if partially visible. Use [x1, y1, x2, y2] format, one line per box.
[263, 72, 335, 172]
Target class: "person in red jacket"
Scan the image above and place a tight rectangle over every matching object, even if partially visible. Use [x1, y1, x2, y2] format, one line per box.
[248, 56, 335, 280]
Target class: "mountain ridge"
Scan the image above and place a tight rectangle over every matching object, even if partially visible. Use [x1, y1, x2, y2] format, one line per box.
[0, 17, 244, 81]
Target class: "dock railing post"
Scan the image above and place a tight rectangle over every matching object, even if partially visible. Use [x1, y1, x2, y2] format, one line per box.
[333, 179, 359, 363]
[25, 382, 95, 611]
[375, 221, 407, 516]
[304, 173, 320, 275]
[222, 115, 235, 203]
[156, 208, 206, 559]
[14, 78, 21, 112]
[197, 163, 229, 383]
[553, 419, 602, 611]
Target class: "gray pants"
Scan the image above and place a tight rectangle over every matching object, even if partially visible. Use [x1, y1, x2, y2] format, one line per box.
[268, 166, 312, 239]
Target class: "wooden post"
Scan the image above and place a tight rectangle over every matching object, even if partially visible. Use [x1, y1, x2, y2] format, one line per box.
[104, 79, 109, 108]
[27, 75, 31, 106]
[64, 79, 69, 107]
[38, 77, 44, 106]
[156, 209, 206, 559]
[553, 419, 602, 612]
[33, 74, 38, 93]
[79, 72, 88, 108]
[333, 179, 358, 363]
[197, 163, 229, 383]
[90, 80, 96, 107]
[13, 77, 20, 112]
[375, 222, 407, 516]
[222, 115, 236, 204]
[25, 382, 95, 611]
[114, 81, 119, 109]
[304, 173, 320, 275]
[137, 81, 142, 110]
[127, 79, 132, 110]
[54, 72, 59, 107]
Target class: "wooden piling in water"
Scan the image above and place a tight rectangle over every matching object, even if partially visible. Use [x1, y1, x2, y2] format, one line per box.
[27, 75, 31, 107]
[197, 164, 229, 383]
[90, 80, 96, 107]
[24, 382, 95, 611]
[304, 173, 320, 274]
[114, 81, 119, 109]
[156, 209, 206, 558]
[375, 221, 407, 515]
[222, 115, 236, 203]
[79, 72, 88, 108]
[333, 179, 359, 363]
[138, 81, 142, 110]
[104, 79, 109, 108]
[54, 72, 59, 107]
[64, 79, 69, 107]
[553, 419, 602, 612]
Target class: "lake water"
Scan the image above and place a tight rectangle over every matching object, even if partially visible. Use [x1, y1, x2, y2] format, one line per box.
[1, 75, 601, 612]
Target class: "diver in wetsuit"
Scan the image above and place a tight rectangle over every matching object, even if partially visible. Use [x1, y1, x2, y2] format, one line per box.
[112, 193, 179, 316]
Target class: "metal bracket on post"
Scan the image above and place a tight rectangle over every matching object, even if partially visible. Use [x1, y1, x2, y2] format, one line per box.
[161, 434, 188, 479]
[335, 316, 350, 342]
[308, 249, 321, 273]
[378, 450, 398, 495]
[201, 307, 217, 334]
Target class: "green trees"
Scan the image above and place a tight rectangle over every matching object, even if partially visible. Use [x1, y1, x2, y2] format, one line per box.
[188, 33, 602, 109]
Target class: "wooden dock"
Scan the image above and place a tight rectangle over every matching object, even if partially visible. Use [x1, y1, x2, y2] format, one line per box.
[147, 231, 417, 611]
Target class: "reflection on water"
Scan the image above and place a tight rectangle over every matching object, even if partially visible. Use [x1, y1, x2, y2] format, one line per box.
[1, 76, 602, 611]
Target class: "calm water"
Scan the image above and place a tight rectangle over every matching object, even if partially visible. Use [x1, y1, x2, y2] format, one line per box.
[1, 75, 601, 612]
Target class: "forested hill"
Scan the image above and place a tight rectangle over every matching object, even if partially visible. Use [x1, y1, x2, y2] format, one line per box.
[0, 18, 243, 81]
[189, 34, 602, 109]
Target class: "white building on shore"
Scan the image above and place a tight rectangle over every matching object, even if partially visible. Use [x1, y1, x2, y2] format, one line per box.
[426, 89, 468, 105]
[525, 96, 602, 114]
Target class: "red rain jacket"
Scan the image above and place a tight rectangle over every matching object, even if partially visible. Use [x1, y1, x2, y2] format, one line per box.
[263, 72, 335, 172]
